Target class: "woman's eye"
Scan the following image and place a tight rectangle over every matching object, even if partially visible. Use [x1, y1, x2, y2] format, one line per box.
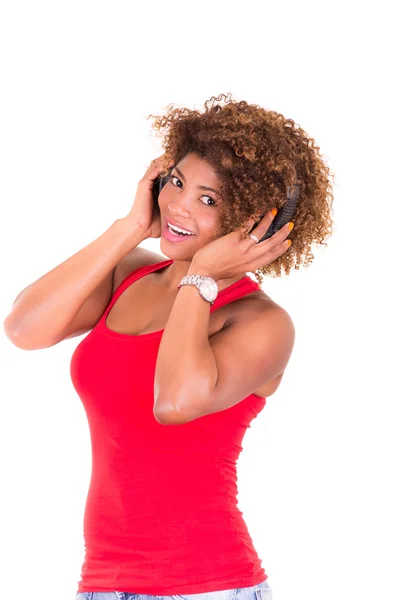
[169, 175, 216, 207]
[201, 196, 216, 207]
[169, 175, 181, 188]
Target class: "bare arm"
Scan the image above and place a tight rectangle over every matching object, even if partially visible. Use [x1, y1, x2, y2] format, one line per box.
[3, 218, 145, 349]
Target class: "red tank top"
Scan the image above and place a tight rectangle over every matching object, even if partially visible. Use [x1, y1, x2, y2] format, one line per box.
[70, 259, 268, 595]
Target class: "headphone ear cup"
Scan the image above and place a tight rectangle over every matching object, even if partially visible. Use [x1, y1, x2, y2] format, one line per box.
[159, 167, 173, 194]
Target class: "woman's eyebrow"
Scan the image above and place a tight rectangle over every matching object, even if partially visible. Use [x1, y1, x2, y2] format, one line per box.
[173, 166, 219, 194]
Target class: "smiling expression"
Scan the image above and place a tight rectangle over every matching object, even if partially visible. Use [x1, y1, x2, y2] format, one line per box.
[158, 152, 224, 256]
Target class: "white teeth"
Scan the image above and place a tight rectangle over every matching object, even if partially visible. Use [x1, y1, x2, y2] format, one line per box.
[167, 222, 195, 236]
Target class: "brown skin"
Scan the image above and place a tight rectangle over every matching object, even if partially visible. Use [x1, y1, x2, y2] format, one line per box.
[147, 92, 335, 284]
[107, 154, 292, 413]
[152, 158, 294, 420]
[111, 91, 335, 418]
[157, 152, 249, 291]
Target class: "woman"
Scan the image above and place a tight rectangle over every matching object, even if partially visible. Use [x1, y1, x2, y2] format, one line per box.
[4, 93, 334, 600]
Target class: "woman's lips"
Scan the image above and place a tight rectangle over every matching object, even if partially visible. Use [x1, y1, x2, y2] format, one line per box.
[162, 220, 196, 243]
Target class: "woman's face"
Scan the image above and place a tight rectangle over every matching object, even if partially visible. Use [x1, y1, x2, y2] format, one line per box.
[158, 152, 223, 259]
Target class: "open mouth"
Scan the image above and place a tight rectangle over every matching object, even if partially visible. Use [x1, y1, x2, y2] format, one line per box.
[163, 220, 196, 242]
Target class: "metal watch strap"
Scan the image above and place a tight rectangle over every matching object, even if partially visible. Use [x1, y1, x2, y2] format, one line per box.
[177, 275, 216, 306]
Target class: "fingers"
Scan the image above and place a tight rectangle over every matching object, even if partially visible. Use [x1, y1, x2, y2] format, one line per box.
[241, 209, 277, 240]
[140, 155, 174, 186]
[268, 220, 293, 246]
[257, 208, 278, 230]
[254, 211, 293, 247]
[246, 214, 294, 268]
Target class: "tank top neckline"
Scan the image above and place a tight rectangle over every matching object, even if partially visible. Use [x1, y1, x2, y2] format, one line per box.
[98, 258, 260, 341]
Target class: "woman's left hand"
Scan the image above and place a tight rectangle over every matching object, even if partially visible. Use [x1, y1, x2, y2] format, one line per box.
[190, 209, 293, 282]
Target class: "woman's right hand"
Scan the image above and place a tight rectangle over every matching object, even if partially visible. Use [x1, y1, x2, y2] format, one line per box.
[123, 154, 174, 239]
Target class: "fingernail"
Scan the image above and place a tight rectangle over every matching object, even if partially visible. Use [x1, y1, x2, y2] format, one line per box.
[271, 208, 278, 216]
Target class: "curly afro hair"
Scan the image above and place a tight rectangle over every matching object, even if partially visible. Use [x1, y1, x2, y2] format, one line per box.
[146, 92, 336, 286]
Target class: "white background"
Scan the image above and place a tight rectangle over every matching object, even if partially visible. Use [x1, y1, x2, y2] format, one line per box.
[1, 1, 399, 599]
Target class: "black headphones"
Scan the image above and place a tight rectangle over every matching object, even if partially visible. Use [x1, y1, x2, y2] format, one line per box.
[153, 167, 301, 244]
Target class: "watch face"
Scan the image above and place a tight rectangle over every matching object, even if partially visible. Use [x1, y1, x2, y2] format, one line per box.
[200, 277, 218, 302]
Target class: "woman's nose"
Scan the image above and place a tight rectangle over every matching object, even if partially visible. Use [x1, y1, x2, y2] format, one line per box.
[167, 195, 192, 216]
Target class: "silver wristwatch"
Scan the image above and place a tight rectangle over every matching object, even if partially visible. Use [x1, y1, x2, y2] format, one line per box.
[177, 274, 219, 306]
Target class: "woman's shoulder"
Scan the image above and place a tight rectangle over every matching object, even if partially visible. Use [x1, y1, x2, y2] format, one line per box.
[226, 286, 291, 326]
[112, 247, 166, 293]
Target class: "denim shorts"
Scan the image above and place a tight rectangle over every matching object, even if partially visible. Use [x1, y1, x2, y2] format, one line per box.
[75, 579, 273, 600]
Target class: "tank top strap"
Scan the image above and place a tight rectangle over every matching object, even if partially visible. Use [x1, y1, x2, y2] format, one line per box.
[211, 275, 261, 312]
[102, 259, 174, 322]
[102, 258, 260, 322]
